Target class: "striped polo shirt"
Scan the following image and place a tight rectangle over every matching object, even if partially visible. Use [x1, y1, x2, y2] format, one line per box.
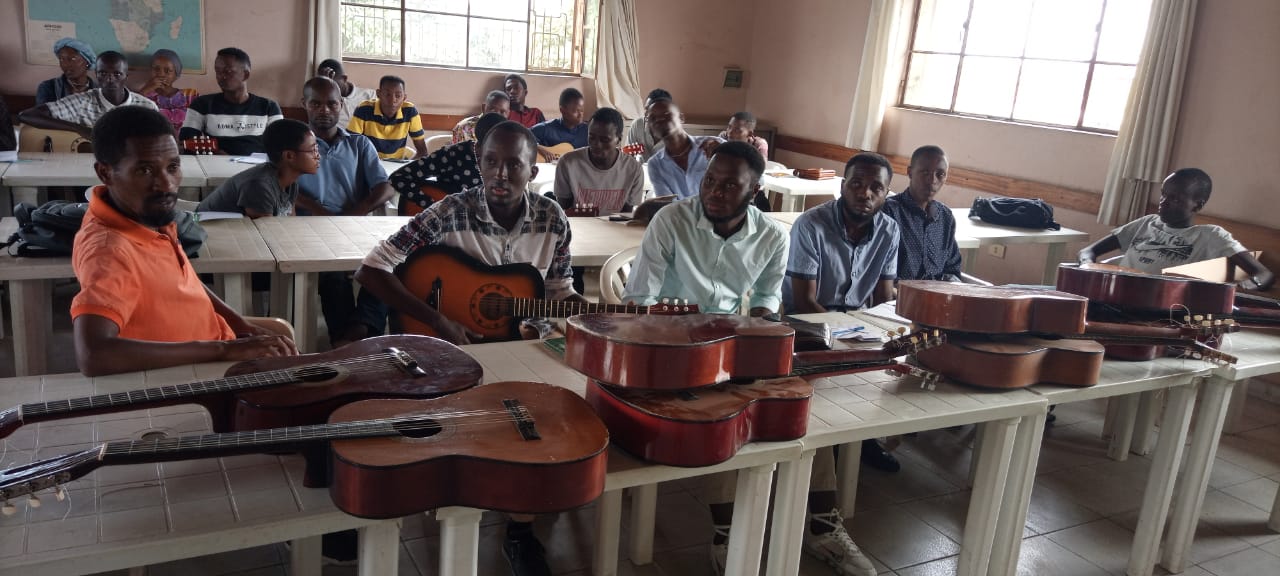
[347, 99, 426, 159]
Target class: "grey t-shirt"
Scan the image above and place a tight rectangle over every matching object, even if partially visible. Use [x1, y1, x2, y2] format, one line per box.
[197, 162, 298, 216]
[1113, 214, 1247, 274]
[552, 148, 645, 215]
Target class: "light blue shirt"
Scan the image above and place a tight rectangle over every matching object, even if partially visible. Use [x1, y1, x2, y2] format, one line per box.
[646, 135, 724, 199]
[783, 200, 899, 311]
[297, 128, 389, 214]
[624, 197, 789, 314]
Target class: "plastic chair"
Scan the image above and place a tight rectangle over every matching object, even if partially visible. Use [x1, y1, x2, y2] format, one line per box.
[598, 246, 641, 305]
[424, 134, 451, 155]
[765, 160, 788, 172]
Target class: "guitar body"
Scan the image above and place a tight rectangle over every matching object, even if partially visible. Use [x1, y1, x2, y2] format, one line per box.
[915, 336, 1104, 389]
[586, 377, 811, 467]
[538, 142, 577, 162]
[226, 335, 483, 431]
[1056, 263, 1236, 315]
[565, 314, 796, 389]
[396, 245, 545, 341]
[328, 381, 609, 517]
[897, 280, 1088, 334]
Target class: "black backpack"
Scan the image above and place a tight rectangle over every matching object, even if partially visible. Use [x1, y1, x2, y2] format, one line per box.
[1, 201, 207, 257]
[970, 197, 1061, 230]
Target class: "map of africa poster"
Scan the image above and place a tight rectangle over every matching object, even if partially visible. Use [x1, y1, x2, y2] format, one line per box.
[25, 0, 206, 74]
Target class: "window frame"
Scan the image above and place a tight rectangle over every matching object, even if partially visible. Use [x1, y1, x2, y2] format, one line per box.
[897, 0, 1140, 134]
[340, 0, 598, 76]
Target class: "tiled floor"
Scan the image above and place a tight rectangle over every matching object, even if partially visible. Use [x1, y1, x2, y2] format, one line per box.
[4, 290, 1278, 575]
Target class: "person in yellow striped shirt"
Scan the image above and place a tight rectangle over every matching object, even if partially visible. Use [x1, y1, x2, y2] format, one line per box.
[347, 75, 428, 160]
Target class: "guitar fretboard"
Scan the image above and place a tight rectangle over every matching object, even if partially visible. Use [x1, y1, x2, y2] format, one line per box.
[101, 419, 406, 464]
[506, 298, 685, 318]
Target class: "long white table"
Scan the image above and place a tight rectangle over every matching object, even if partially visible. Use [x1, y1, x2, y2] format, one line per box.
[2, 153, 206, 203]
[0, 362, 400, 576]
[0, 217, 276, 376]
[198, 155, 418, 189]
[952, 208, 1090, 284]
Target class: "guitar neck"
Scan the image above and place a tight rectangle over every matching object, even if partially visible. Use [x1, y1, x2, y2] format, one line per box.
[791, 348, 897, 376]
[100, 419, 404, 467]
[508, 298, 663, 318]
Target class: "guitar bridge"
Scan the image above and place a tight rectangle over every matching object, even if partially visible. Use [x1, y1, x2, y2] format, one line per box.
[386, 347, 428, 377]
[503, 399, 540, 441]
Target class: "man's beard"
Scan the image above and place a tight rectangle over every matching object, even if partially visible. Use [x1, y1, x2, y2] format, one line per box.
[138, 207, 177, 228]
[703, 195, 752, 224]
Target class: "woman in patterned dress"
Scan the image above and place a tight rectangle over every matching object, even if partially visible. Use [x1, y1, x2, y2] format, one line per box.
[139, 49, 199, 132]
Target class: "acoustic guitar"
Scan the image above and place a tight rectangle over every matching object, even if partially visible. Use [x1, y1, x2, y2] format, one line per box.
[395, 245, 699, 340]
[0, 381, 609, 518]
[1057, 263, 1280, 328]
[181, 135, 220, 155]
[537, 143, 577, 163]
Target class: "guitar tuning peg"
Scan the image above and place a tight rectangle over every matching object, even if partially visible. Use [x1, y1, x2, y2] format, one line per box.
[1206, 314, 1213, 320]
[54, 486, 67, 502]
[1193, 315, 1204, 322]
[661, 298, 669, 305]
[896, 326, 907, 335]
[27, 494, 41, 508]
[1, 501, 14, 516]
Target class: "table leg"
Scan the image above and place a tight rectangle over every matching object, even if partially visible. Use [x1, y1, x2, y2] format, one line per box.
[958, 418, 1017, 576]
[1161, 376, 1235, 573]
[1269, 480, 1279, 532]
[438, 507, 484, 576]
[292, 272, 317, 353]
[628, 484, 658, 565]
[11, 279, 50, 376]
[357, 520, 401, 576]
[765, 450, 815, 576]
[271, 271, 292, 320]
[289, 535, 322, 576]
[222, 273, 251, 316]
[962, 248, 978, 274]
[1043, 243, 1066, 285]
[836, 441, 862, 514]
[1108, 393, 1140, 462]
[1127, 381, 1196, 576]
[592, 489, 623, 576]
[1224, 378, 1250, 434]
[783, 192, 799, 213]
[1131, 390, 1160, 456]
[724, 463, 776, 576]
[988, 411, 1048, 576]
[970, 423, 987, 487]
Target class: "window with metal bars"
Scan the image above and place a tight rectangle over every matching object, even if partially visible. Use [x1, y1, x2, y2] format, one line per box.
[899, 0, 1152, 133]
[340, 0, 599, 75]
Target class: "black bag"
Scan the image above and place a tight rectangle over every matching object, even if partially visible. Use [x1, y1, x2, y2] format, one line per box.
[1, 201, 207, 257]
[970, 197, 1061, 230]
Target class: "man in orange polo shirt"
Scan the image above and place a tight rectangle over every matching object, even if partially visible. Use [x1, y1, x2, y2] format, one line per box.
[72, 106, 296, 376]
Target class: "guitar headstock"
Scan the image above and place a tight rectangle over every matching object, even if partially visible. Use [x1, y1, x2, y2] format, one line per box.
[883, 363, 942, 390]
[622, 143, 645, 157]
[0, 407, 23, 440]
[1178, 314, 1240, 340]
[0, 446, 101, 516]
[1178, 341, 1238, 366]
[182, 135, 219, 155]
[565, 203, 600, 218]
[882, 327, 945, 356]
[647, 298, 700, 315]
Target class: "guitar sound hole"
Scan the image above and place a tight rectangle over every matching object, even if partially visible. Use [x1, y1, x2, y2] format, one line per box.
[476, 292, 509, 321]
[394, 419, 443, 439]
[293, 366, 340, 382]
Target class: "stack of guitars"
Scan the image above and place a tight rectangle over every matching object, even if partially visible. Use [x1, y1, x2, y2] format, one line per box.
[793, 168, 837, 180]
[561, 313, 943, 466]
[0, 336, 611, 519]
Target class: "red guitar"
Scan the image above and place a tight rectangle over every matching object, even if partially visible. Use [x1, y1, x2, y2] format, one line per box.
[182, 135, 220, 155]
[0, 382, 609, 518]
[622, 143, 645, 157]
[1057, 263, 1280, 328]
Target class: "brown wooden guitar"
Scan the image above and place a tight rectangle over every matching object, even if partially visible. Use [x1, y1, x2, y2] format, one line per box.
[395, 245, 699, 340]
[0, 382, 609, 518]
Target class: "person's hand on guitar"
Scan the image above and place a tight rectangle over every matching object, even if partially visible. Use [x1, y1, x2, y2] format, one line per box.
[434, 317, 483, 345]
[220, 335, 298, 361]
[697, 138, 722, 157]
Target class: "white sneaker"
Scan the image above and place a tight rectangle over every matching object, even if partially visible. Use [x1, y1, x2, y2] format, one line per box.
[709, 524, 730, 575]
[803, 509, 875, 576]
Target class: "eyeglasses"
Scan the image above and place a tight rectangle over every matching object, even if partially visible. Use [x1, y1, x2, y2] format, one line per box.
[292, 146, 321, 157]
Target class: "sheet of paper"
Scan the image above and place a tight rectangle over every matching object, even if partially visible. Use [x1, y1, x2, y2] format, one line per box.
[861, 300, 912, 325]
[0, 150, 17, 162]
[230, 154, 268, 164]
[194, 211, 244, 221]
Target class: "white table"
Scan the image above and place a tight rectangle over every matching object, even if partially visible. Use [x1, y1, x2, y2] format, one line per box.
[0, 217, 276, 376]
[0, 363, 400, 576]
[198, 156, 407, 190]
[2, 153, 206, 203]
[761, 174, 840, 212]
[951, 208, 1090, 284]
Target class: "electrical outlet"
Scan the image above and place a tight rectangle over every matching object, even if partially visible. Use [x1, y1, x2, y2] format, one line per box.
[988, 245, 1006, 259]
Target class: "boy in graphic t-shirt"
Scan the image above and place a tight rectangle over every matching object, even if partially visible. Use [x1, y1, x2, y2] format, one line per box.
[179, 47, 283, 156]
[1079, 168, 1274, 290]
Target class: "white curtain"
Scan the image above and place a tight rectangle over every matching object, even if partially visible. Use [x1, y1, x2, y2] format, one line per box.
[306, 0, 343, 82]
[845, 0, 909, 151]
[1098, 0, 1198, 225]
[594, 0, 644, 119]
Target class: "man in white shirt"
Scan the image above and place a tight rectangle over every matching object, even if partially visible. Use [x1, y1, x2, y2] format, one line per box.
[19, 51, 157, 139]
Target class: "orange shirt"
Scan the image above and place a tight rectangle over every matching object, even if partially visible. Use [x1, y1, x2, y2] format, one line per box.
[71, 186, 236, 342]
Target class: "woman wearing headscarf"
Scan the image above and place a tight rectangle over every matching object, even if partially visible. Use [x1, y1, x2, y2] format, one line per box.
[35, 37, 97, 106]
[139, 49, 199, 131]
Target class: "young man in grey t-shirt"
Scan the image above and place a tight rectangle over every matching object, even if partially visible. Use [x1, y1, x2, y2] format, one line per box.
[552, 107, 644, 215]
[197, 119, 319, 217]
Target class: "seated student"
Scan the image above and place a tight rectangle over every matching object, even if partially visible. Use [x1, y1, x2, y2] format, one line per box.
[531, 87, 588, 153]
[197, 119, 319, 217]
[452, 90, 511, 144]
[71, 106, 295, 376]
[390, 112, 507, 212]
[318, 58, 377, 129]
[19, 51, 158, 139]
[644, 95, 724, 200]
[36, 37, 97, 106]
[1079, 168, 1275, 290]
[355, 121, 584, 574]
[504, 73, 545, 128]
[347, 75, 428, 160]
[180, 47, 284, 156]
[717, 111, 769, 159]
[626, 88, 672, 161]
[552, 107, 644, 215]
[881, 145, 962, 281]
[139, 49, 199, 132]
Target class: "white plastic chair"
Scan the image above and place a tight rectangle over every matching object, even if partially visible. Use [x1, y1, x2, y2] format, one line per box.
[765, 160, 788, 172]
[598, 246, 640, 305]
[424, 134, 452, 155]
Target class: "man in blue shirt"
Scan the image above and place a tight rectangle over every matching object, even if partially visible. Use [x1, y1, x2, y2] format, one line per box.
[644, 96, 723, 199]
[881, 145, 962, 281]
[530, 87, 587, 154]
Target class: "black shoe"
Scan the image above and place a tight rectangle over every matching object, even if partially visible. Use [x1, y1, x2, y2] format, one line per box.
[861, 439, 900, 473]
[320, 530, 358, 566]
[502, 530, 551, 576]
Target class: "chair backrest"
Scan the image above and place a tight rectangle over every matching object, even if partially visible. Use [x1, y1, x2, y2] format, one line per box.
[424, 134, 452, 155]
[398, 183, 454, 217]
[18, 124, 92, 153]
[765, 160, 788, 172]
[599, 246, 641, 305]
